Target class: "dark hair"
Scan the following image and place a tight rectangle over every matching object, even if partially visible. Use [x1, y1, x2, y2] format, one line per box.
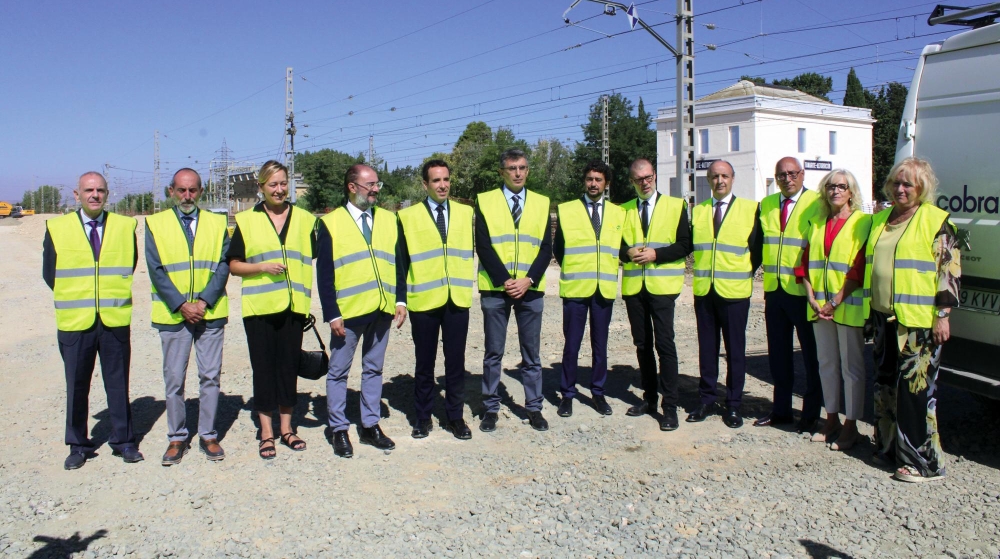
[170, 168, 202, 189]
[499, 148, 527, 168]
[421, 159, 450, 182]
[344, 164, 374, 197]
[582, 160, 611, 183]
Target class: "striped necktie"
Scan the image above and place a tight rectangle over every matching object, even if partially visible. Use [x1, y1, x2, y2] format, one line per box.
[511, 194, 521, 225]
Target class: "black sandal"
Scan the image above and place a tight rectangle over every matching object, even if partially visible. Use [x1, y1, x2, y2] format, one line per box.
[258, 437, 276, 460]
[280, 432, 306, 451]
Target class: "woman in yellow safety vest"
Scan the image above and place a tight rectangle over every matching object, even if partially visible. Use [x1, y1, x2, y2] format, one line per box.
[227, 161, 317, 460]
[797, 169, 871, 452]
[866, 157, 960, 483]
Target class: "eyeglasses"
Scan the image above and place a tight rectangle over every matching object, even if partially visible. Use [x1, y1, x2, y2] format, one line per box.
[631, 174, 655, 185]
[353, 181, 383, 191]
[776, 170, 802, 181]
[503, 165, 528, 173]
[825, 183, 849, 192]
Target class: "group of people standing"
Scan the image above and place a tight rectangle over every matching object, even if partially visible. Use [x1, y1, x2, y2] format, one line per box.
[44, 149, 957, 484]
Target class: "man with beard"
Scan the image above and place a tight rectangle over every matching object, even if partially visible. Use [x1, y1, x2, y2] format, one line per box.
[317, 164, 406, 457]
[145, 168, 230, 465]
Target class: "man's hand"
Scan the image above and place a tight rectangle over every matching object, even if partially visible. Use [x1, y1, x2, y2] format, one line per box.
[394, 305, 407, 329]
[259, 262, 286, 275]
[330, 318, 346, 338]
[932, 315, 950, 345]
[504, 277, 532, 300]
[630, 247, 657, 265]
[818, 302, 836, 320]
[179, 302, 205, 324]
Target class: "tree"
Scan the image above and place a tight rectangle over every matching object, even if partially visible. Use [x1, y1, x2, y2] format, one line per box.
[739, 75, 767, 86]
[21, 184, 63, 213]
[574, 93, 656, 203]
[113, 192, 154, 215]
[295, 149, 364, 212]
[772, 72, 833, 101]
[529, 138, 575, 203]
[870, 82, 909, 200]
[842, 68, 868, 108]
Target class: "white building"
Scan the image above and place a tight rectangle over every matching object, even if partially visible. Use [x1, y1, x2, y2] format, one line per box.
[656, 80, 875, 207]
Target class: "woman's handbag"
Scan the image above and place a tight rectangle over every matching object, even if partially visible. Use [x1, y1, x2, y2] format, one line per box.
[298, 314, 329, 380]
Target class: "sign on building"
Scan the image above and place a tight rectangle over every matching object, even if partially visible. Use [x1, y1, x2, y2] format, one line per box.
[803, 160, 833, 171]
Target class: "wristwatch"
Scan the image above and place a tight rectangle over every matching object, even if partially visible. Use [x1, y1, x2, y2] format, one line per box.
[936, 309, 950, 318]
[829, 299, 839, 309]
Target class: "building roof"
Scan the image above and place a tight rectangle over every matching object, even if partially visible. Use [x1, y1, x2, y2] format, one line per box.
[698, 80, 831, 104]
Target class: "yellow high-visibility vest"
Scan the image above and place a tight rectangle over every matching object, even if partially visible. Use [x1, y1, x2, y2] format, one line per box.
[691, 197, 757, 299]
[320, 207, 398, 319]
[620, 195, 686, 296]
[146, 209, 229, 324]
[234, 205, 315, 317]
[761, 189, 821, 295]
[557, 198, 624, 299]
[476, 188, 549, 291]
[398, 201, 474, 312]
[864, 203, 950, 328]
[806, 211, 872, 326]
[48, 212, 136, 331]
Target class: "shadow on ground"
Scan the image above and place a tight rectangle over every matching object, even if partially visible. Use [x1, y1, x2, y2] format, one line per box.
[29, 529, 107, 559]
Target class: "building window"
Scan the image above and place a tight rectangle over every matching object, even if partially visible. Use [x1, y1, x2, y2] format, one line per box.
[700, 129, 709, 154]
[797, 128, 807, 153]
[671, 132, 678, 156]
[729, 126, 740, 152]
[829, 131, 837, 155]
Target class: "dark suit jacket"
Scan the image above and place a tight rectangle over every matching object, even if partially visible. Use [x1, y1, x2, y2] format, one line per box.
[474, 189, 552, 301]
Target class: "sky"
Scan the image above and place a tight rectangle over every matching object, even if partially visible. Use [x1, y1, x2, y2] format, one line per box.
[0, 0, 963, 202]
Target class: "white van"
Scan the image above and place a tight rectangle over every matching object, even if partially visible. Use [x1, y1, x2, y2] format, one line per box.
[895, 3, 1000, 399]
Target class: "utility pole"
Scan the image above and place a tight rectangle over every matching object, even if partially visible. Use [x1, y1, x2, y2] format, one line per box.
[153, 130, 160, 203]
[601, 94, 610, 165]
[285, 67, 297, 204]
[368, 135, 375, 166]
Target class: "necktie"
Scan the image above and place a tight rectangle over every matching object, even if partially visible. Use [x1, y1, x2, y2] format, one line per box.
[780, 198, 792, 232]
[590, 201, 601, 237]
[714, 201, 725, 237]
[361, 212, 372, 245]
[88, 220, 101, 259]
[435, 204, 447, 243]
[181, 215, 195, 248]
[640, 201, 650, 237]
[511, 194, 521, 226]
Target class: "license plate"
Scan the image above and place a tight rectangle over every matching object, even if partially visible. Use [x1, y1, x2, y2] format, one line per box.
[959, 288, 1000, 314]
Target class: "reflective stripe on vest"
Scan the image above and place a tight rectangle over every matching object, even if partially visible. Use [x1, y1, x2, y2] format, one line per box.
[48, 212, 136, 331]
[691, 197, 756, 298]
[557, 199, 624, 299]
[761, 189, 820, 295]
[320, 206, 398, 319]
[476, 188, 550, 291]
[146, 209, 230, 324]
[806, 211, 872, 327]
[864, 203, 950, 329]
[398, 201, 475, 312]
[234, 205, 315, 317]
[620, 195, 686, 296]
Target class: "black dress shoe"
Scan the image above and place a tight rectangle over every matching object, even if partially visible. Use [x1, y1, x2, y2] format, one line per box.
[411, 419, 433, 439]
[333, 430, 354, 458]
[753, 412, 794, 427]
[64, 451, 88, 470]
[557, 397, 573, 417]
[626, 401, 651, 417]
[593, 396, 613, 416]
[445, 419, 472, 440]
[797, 417, 820, 434]
[686, 403, 715, 423]
[722, 407, 743, 429]
[659, 409, 679, 431]
[113, 446, 144, 463]
[359, 424, 396, 450]
[526, 411, 549, 431]
[480, 412, 498, 432]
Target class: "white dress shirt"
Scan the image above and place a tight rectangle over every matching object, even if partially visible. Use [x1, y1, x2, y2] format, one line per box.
[427, 197, 448, 234]
[80, 209, 105, 243]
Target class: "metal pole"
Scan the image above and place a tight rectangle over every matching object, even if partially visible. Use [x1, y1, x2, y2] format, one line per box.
[677, 0, 696, 206]
[286, 67, 296, 204]
[601, 94, 610, 165]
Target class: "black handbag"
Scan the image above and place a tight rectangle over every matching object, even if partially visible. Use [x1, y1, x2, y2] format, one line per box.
[298, 314, 329, 380]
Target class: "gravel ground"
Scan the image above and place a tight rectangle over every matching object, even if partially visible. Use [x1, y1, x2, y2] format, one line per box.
[1, 216, 999, 558]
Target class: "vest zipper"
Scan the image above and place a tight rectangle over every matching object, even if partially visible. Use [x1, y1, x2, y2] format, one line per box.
[188, 225, 196, 302]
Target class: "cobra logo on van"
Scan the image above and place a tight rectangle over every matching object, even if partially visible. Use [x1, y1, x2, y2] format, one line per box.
[936, 185, 1000, 217]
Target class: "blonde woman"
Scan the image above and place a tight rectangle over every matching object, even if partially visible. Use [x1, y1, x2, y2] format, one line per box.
[866, 157, 960, 482]
[796, 170, 871, 451]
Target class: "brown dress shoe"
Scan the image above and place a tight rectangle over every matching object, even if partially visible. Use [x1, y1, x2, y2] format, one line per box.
[161, 441, 189, 466]
[199, 438, 226, 461]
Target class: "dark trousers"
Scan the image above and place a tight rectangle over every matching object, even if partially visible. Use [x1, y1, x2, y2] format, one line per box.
[244, 310, 305, 413]
[59, 322, 135, 453]
[411, 302, 470, 421]
[764, 287, 822, 420]
[694, 288, 750, 409]
[560, 294, 614, 399]
[623, 290, 679, 410]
